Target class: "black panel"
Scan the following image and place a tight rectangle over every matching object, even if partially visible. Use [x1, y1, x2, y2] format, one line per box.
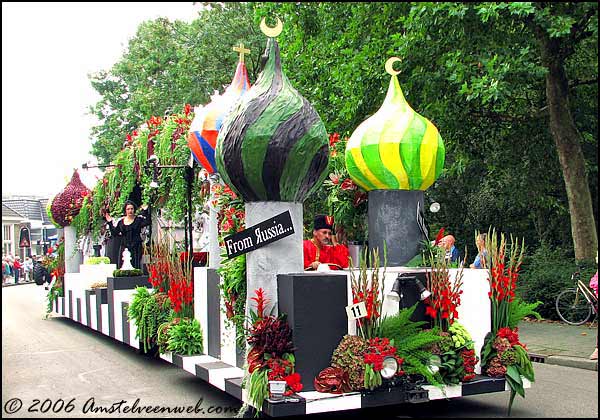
[68, 290, 73, 319]
[108, 283, 115, 338]
[263, 397, 307, 417]
[107, 276, 150, 290]
[207, 269, 221, 359]
[461, 375, 506, 396]
[194, 361, 234, 382]
[225, 377, 243, 401]
[107, 276, 150, 339]
[236, 337, 245, 369]
[172, 353, 184, 368]
[277, 272, 348, 392]
[122, 302, 130, 345]
[361, 387, 411, 408]
[85, 290, 92, 327]
[95, 289, 104, 332]
[76, 298, 81, 323]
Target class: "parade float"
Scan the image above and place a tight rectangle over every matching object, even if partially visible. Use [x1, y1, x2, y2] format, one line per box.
[50, 18, 537, 418]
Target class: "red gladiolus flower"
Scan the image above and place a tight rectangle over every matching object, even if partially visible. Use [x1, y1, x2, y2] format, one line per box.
[184, 103, 192, 116]
[425, 305, 437, 319]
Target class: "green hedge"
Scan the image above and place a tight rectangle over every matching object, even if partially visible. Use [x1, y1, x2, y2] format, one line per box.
[85, 256, 111, 265]
[517, 244, 596, 320]
[113, 269, 144, 278]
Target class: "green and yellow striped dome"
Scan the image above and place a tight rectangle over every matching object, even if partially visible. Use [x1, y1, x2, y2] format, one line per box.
[345, 71, 445, 191]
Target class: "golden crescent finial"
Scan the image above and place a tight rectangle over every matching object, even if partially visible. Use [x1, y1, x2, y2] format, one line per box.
[385, 57, 402, 76]
[260, 17, 283, 38]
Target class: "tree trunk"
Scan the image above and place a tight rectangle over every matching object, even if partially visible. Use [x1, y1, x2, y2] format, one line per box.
[537, 31, 598, 261]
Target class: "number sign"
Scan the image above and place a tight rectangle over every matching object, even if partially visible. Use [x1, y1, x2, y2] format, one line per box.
[346, 301, 367, 320]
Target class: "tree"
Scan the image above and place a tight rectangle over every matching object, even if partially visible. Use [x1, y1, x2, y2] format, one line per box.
[88, 3, 264, 164]
[255, 2, 597, 260]
[527, 2, 598, 261]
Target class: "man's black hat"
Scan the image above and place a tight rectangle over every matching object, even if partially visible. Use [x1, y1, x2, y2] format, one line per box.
[314, 214, 334, 231]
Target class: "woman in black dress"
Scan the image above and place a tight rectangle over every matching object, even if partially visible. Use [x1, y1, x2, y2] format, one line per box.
[104, 200, 150, 269]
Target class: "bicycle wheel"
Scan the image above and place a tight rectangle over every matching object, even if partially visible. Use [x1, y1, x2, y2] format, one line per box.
[555, 288, 592, 325]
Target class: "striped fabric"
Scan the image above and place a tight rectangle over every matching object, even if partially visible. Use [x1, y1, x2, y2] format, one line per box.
[345, 76, 445, 191]
[216, 38, 329, 202]
[187, 61, 251, 174]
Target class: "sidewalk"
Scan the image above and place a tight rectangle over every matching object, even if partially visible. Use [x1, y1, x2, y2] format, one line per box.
[2, 278, 35, 287]
[519, 318, 598, 371]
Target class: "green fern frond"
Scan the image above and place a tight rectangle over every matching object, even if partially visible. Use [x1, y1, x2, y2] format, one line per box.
[508, 297, 542, 328]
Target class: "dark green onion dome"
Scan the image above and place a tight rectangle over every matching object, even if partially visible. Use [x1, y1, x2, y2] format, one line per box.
[215, 38, 329, 202]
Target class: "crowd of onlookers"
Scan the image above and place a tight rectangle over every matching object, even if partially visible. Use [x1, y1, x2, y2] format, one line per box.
[2, 253, 35, 285]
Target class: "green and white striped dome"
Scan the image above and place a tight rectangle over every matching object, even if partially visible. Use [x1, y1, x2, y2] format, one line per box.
[345, 73, 445, 191]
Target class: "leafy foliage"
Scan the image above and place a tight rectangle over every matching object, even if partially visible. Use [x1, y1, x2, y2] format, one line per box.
[85, 256, 110, 265]
[113, 269, 144, 277]
[88, 4, 265, 165]
[128, 287, 171, 353]
[379, 304, 443, 386]
[167, 318, 204, 356]
[87, 2, 597, 263]
[517, 244, 595, 319]
[507, 297, 542, 328]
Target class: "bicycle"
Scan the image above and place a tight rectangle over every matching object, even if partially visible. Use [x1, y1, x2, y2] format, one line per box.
[555, 271, 598, 325]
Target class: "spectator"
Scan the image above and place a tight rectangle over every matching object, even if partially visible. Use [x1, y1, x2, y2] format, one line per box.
[23, 256, 33, 281]
[470, 233, 488, 269]
[2, 257, 12, 284]
[439, 235, 460, 265]
[13, 256, 22, 282]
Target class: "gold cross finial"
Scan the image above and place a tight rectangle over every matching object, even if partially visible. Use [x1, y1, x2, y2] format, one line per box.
[233, 43, 251, 63]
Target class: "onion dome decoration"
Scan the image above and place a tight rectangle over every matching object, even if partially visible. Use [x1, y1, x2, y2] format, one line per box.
[187, 51, 251, 174]
[48, 170, 91, 227]
[215, 18, 329, 202]
[345, 57, 445, 191]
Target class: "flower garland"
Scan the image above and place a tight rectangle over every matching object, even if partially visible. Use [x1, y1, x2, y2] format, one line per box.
[213, 179, 247, 344]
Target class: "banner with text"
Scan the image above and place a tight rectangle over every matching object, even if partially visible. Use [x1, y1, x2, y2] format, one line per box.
[224, 211, 295, 259]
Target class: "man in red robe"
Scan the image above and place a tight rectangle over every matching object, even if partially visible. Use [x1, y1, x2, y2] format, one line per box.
[303, 215, 349, 270]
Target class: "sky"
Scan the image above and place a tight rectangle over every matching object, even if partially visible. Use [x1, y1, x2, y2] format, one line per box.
[1, 2, 202, 198]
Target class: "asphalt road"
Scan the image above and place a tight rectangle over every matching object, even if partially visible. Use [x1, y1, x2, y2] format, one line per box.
[2, 284, 598, 418]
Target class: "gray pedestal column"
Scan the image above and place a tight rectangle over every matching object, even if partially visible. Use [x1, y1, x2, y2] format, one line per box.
[245, 202, 303, 316]
[64, 226, 82, 273]
[368, 190, 424, 267]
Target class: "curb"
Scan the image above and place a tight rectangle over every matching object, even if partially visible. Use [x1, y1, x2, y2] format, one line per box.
[529, 352, 598, 371]
[2, 280, 36, 288]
